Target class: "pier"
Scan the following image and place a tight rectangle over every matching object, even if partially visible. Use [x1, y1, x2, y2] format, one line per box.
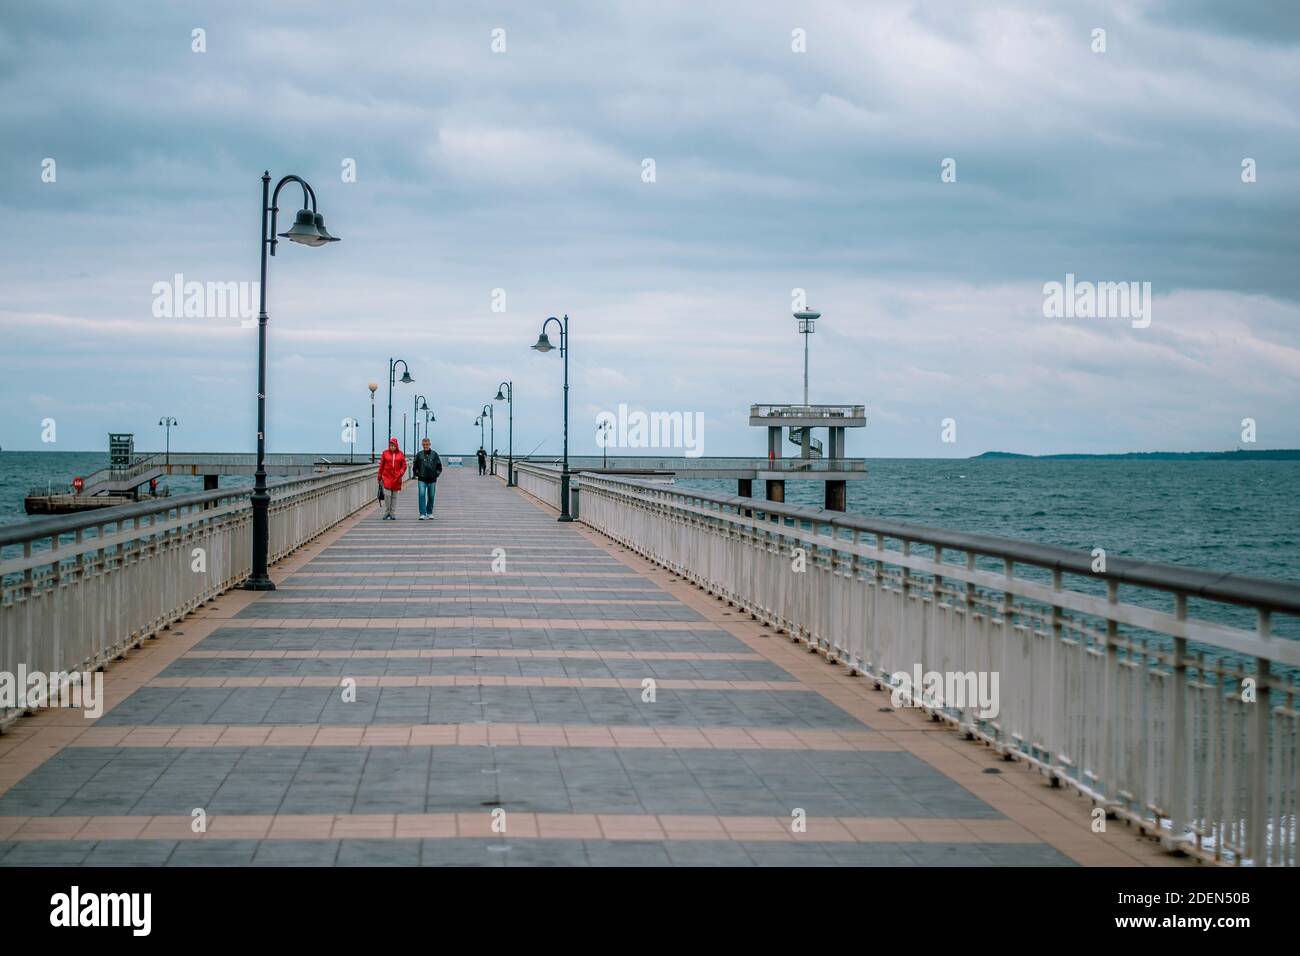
[1, 466, 1296, 866]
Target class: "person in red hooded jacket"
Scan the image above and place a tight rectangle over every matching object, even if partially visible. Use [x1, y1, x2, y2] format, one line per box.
[378, 438, 407, 520]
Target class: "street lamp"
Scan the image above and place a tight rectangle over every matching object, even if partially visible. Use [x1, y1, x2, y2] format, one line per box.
[368, 383, 378, 462]
[245, 171, 341, 592]
[423, 408, 436, 446]
[531, 314, 572, 521]
[480, 404, 494, 475]
[412, 395, 428, 453]
[387, 358, 413, 446]
[343, 416, 358, 463]
[494, 381, 513, 486]
[474, 414, 485, 450]
[795, 308, 820, 407]
[158, 416, 178, 467]
[597, 419, 611, 469]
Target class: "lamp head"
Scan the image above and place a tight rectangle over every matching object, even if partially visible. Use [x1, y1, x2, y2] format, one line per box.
[278, 208, 327, 246]
[400, 370, 414, 384]
[531, 332, 554, 353]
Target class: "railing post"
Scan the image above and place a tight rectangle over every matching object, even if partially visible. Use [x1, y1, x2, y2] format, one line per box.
[1248, 609, 1272, 864]
[1166, 595, 1189, 852]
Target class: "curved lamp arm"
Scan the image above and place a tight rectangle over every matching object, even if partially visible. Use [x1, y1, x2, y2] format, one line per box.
[266, 174, 318, 258]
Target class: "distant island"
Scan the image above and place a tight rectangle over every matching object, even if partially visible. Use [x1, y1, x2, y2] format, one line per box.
[974, 449, 1300, 461]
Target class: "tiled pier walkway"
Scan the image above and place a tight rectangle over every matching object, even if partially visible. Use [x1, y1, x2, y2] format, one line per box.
[0, 470, 1190, 866]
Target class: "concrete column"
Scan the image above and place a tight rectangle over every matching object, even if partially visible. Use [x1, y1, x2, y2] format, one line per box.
[765, 479, 785, 503]
[827, 427, 844, 460]
[767, 426, 781, 460]
[800, 428, 811, 459]
[824, 479, 846, 512]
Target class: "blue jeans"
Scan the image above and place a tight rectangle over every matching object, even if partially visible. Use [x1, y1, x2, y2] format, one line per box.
[418, 480, 437, 516]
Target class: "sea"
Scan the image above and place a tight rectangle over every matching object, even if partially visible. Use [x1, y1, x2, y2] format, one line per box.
[4, 451, 1298, 640]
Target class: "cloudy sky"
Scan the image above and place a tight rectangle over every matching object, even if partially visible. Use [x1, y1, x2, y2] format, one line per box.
[1, 0, 1297, 458]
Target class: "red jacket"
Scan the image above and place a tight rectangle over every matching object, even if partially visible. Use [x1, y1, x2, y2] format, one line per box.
[379, 443, 406, 491]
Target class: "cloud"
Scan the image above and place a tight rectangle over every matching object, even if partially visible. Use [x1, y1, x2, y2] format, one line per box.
[0, 0, 1297, 457]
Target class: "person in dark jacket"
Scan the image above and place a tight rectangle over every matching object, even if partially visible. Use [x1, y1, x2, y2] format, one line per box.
[411, 437, 443, 520]
[476, 447, 487, 475]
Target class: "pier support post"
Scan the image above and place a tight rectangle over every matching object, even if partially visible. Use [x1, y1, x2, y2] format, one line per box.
[824, 479, 846, 512]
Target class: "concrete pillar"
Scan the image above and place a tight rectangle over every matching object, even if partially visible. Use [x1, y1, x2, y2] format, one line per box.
[827, 427, 844, 460]
[767, 426, 781, 460]
[800, 428, 811, 459]
[765, 479, 785, 503]
[737, 478, 752, 498]
[203, 475, 219, 491]
[824, 479, 846, 512]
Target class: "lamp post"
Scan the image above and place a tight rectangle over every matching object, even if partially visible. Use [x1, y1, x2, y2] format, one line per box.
[795, 308, 819, 407]
[597, 420, 611, 469]
[343, 417, 358, 463]
[531, 314, 571, 521]
[245, 171, 340, 592]
[412, 395, 428, 453]
[158, 416, 178, 466]
[480, 404, 495, 475]
[474, 414, 485, 450]
[368, 383, 378, 462]
[422, 408, 436, 445]
[494, 381, 513, 486]
[387, 358, 413, 445]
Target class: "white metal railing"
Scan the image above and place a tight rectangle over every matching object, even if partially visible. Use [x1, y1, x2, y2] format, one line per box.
[513, 462, 565, 511]
[0, 465, 375, 729]
[751, 404, 866, 419]
[575, 472, 1300, 866]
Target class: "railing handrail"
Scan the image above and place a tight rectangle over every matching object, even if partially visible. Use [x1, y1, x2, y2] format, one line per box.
[1, 464, 374, 548]
[577, 472, 1300, 617]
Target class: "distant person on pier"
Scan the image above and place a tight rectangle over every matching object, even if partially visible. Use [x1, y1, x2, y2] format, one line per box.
[378, 438, 406, 520]
[477, 447, 487, 475]
[492, 448, 498, 476]
[411, 437, 443, 521]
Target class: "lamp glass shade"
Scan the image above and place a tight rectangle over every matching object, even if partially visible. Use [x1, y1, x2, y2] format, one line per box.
[494, 389, 505, 401]
[313, 213, 341, 243]
[532, 332, 554, 352]
[400, 371, 414, 384]
[278, 209, 326, 246]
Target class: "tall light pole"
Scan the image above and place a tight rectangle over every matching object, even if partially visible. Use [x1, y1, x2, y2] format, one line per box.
[412, 395, 428, 454]
[343, 416, 358, 463]
[475, 414, 485, 450]
[597, 419, 611, 468]
[368, 383, 378, 462]
[480, 404, 495, 474]
[795, 308, 819, 407]
[158, 416, 178, 466]
[423, 408, 436, 446]
[387, 358, 413, 445]
[494, 381, 513, 486]
[245, 171, 340, 592]
[531, 314, 571, 521]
